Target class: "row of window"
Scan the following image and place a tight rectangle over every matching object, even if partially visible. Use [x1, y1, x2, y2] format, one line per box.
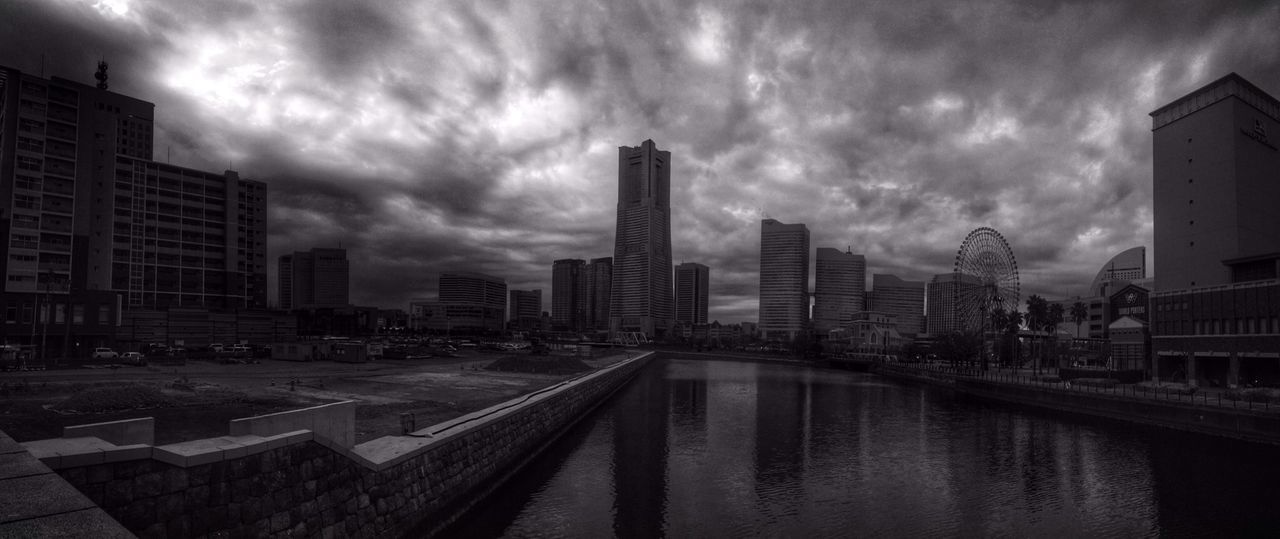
[1157, 317, 1280, 336]
[3, 303, 111, 327]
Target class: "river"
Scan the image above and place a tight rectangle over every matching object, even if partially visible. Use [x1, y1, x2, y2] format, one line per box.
[446, 356, 1280, 537]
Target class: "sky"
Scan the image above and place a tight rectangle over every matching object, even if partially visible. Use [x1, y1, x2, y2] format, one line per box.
[3, 0, 1280, 323]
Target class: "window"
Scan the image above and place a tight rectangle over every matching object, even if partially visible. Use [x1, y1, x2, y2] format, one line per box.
[16, 156, 41, 172]
[55, 304, 65, 324]
[17, 137, 43, 152]
[22, 304, 33, 323]
[18, 118, 44, 133]
[97, 305, 110, 325]
[12, 215, 39, 230]
[15, 175, 41, 191]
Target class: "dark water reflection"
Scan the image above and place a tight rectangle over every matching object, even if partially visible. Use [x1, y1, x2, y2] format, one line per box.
[447, 358, 1280, 537]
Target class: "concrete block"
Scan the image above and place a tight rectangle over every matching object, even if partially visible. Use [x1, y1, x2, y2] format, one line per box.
[63, 417, 155, 446]
[241, 439, 270, 456]
[151, 447, 187, 468]
[103, 444, 152, 464]
[58, 448, 106, 468]
[285, 430, 313, 445]
[229, 401, 355, 448]
[185, 449, 225, 467]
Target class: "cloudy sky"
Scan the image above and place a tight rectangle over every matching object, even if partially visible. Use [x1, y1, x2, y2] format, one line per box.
[3, 0, 1280, 322]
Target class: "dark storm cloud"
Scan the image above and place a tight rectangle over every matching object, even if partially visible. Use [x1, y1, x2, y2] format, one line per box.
[2, 0, 1279, 321]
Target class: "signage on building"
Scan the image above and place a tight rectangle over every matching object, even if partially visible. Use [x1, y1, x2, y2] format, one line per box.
[1241, 119, 1277, 151]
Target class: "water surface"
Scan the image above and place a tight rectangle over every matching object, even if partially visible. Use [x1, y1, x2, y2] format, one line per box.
[449, 357, 1280, 537]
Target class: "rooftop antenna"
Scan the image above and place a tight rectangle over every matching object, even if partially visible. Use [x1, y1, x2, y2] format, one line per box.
[94, 60, 109, 90]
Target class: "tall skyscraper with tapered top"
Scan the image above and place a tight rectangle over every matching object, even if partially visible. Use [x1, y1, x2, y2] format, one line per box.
[610, 140, 673, 338]
[813, 247, 865, 333]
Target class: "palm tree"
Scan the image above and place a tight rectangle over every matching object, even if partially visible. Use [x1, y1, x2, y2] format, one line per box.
[1047, 303, 1064, 372]
[1026, 295, 1049, 370]
[1006, 308, 1023, 367]
[1070, 301, 1088, 338]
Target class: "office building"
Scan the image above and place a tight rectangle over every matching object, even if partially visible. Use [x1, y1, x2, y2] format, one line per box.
[411, 272, 507, 333]
[278, 248, 349, 310]
[552, 259, 585, 331]
[926, 272, 981, 335]
[610, 140, 673, 338]
[869, 274, 925, 337]
[508, 289, 542, 331]
[674, 262, 710, 325]
[813, 247, 865, 333]
[0, 64, 266, 355]
[758, 219, 810, 341]
[1149, 72, 1280, 387]
[587, 257, 612, 331]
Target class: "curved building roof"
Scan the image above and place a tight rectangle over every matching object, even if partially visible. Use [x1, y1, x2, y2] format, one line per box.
[1090, 247, 1146, 297]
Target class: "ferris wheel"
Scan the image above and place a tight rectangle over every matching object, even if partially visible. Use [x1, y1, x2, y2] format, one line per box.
[953, 227, 1020, 333]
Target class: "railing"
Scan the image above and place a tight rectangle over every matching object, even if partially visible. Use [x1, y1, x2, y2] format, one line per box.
[874, 361, 1280, 413]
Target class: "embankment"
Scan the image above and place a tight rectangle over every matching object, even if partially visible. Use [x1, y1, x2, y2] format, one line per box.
[16, 351, 656, 538]
[872, 362, 1280, 446]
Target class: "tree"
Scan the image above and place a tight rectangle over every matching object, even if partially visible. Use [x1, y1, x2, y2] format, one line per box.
[939, 330, 982, 366]
[989, 307, 1008, 365]
[1070, 301, 1088, 338]
[1025, 295, 1049, 370]
[1005, 309, 1023, 367]
[1047, 303, 1065, 371]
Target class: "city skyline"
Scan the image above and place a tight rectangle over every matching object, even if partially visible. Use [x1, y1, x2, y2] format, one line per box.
[3, 2, 1279, 323]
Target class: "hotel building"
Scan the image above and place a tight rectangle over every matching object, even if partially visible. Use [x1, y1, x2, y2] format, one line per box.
[1149, 72, 1280, 387]
[869, 274, 925, 337]
[758, 219, 809, 341]
[610, 140, 673, 338]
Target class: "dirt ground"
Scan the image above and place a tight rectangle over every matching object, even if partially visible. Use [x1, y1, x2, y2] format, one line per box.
[0, 350, 630, 445]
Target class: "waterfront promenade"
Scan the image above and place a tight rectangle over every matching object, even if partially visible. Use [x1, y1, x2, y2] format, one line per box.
[872, 361, 1280, 445]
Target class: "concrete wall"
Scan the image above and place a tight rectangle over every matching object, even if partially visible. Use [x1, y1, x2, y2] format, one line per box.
[229, 401, 355, 448]
[64, 417, 155, 446]
[22, 352, 655, 538]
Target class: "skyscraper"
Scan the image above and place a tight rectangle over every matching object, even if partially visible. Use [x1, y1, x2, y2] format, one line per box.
[674, 262, 710, 325]
[587, 257, 612, 331]
[758, 219, 810, 341]
[1148, 72, 1280, 386]
[278, 248, 349, 310]
[926, 272, 981, 335]
[508, 289, 542, 330]
[552, 258, 584, 331]
[813, 247, 865, 333]
[869, 274, 925, 337]
[610, 140, 673, 338]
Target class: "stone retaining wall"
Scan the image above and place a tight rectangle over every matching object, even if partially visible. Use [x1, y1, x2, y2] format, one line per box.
[24, 352, 655, 538]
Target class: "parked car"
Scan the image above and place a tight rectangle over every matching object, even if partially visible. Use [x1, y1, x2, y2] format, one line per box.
[121, 352, 145, 365]
[92, 347, 118, 359]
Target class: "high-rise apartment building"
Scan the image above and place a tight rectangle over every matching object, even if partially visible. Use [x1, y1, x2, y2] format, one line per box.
[0, 64, 266, 355]
[278, 248, 349, 310]
[813, 247, 865, 333]
[674, 262, 710, 325]
[869, 274, 925, 337]
[1148, 72, 1280, 386]
[610, 140, 673, 338]
[926, 272, 981, 335]
[587, 257, 612, 331]
[552, 258, 584, 330]
[758, 219, 810, 341]
[508, 289, 542, 330]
